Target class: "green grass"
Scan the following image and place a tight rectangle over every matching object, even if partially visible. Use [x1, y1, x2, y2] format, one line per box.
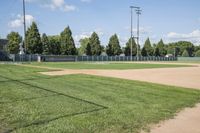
[30, 62, 190, 70]
[1, 64, 200, 133]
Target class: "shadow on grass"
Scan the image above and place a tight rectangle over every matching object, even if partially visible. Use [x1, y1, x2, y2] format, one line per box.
[0, 75, 108, 133]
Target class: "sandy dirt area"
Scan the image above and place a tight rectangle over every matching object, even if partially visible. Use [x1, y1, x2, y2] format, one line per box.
[20, 62, 200, 133]
[39, 63, 200, 90]
[142, 103, 200, 133]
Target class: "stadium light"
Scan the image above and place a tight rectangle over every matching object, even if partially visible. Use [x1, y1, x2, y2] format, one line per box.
[130, 6, 141, 61]
[135, 9, 142, 61]
[23, 0, 26, 53]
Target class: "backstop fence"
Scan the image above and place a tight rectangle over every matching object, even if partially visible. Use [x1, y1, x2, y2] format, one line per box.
[0, 54, 178, 62]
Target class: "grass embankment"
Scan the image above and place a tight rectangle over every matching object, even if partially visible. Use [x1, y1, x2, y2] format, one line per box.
[0, 64, 200, 133]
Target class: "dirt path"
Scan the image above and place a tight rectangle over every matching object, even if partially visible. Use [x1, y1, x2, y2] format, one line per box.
[143, 103, 200, 133]
[20, 62, 200, 133]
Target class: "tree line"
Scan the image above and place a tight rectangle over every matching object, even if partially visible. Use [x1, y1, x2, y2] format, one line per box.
[7, 21, 200, 57]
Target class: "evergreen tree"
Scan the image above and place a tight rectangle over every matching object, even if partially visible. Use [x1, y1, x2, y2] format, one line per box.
[124, 37, 137, 56]
[182, 50, 189, 57]
[141, 38, 153, 56]
[156, 39, 167, 56]
[26, 22, 42, 54]
[106, 34, 122, 56]
[48, 35, 61, 55]
[86, 43, 92, 56]
[60, 26, 77, 55]
[41, 33, 50, 55]
[141, 47, 147, 56]
[89, 32, 102, 55]
[7, 32, 22, 54]
[154, 47, 160, 56]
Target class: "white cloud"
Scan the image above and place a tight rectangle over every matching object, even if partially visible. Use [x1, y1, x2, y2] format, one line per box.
[25, 0, 77, 12]
[52, 0, 64, 7]
[8, 14, 34, 28]
[166, 30, 200, 44]
[125, 26, 152, 35]
[42, 0, 77, 12]
[62, 5, 76, 12]
[74, 28, 104, 45]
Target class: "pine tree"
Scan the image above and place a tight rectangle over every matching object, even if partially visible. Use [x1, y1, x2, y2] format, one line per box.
[182, 50, 189, 57]
[26, 22, 42, 54]
[41, 33, 50, 55]
[124, 37, 137, 56]
[60, 26, 77, 55]
[156, 39, 167, 56]
[48, 36, 61, 55]
[7, 32, 22, 54]
[86, 43, 92, 56]
[106, 34, 122, 56]
[141, 47, 147, 56]
[89, 32, 102, 56]
[154, 47, 160, 56]
[142, 38, 153, 56]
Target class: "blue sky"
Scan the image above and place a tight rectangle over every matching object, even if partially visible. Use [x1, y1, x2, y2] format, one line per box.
[0, 0, 200, 46]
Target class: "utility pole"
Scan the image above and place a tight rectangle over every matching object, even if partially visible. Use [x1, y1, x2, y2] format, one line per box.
[135, 9, 142, 61]
[23, 0, 26, 53]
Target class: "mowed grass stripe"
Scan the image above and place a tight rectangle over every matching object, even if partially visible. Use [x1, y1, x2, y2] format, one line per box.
[30, 62, 190, 70]
[1, 64, 200, 133]
[0, 76, 106, 132]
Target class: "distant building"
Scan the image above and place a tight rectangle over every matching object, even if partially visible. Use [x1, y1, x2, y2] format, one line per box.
[0, 39, 8, 51]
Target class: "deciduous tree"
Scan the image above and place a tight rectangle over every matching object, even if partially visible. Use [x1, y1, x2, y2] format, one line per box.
[78, 38, 90, 55]
[7, 32, 22, 54]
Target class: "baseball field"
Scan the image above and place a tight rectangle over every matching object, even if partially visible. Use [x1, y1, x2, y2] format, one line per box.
[1, 62, 200, 133]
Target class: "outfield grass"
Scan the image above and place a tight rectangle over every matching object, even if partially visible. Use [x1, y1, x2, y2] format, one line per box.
[30, 62, 190, 69]
[1, 64, 200, 133]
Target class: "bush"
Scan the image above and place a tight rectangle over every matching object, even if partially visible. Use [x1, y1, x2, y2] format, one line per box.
[195, 50, 200, 57]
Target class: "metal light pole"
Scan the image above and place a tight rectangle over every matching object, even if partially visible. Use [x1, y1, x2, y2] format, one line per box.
[23, 0, 26, 53]
[135, 9, 142, 61]
[130, 6, 140, 61]
[130, 6, 134, 61]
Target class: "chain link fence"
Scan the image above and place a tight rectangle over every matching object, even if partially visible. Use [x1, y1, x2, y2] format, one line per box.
[76, 56, 177, 62]
[1, 54, 177, 62]
[178, 57, 200, 62]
